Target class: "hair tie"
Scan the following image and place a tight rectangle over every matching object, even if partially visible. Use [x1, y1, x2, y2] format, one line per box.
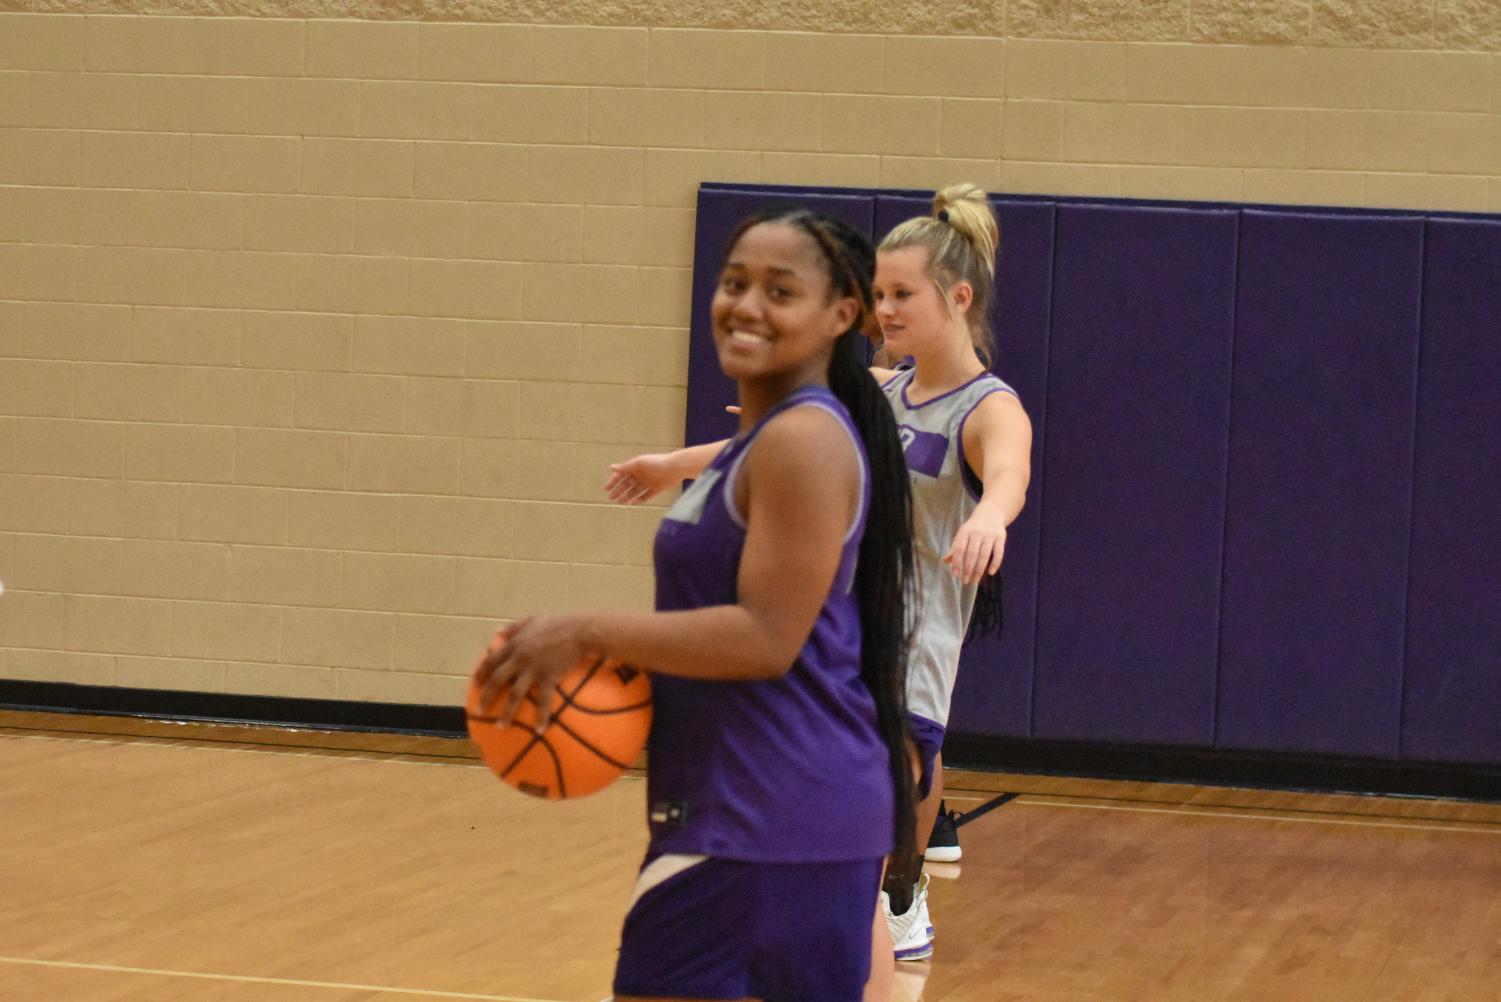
[937, 209, 950, 223]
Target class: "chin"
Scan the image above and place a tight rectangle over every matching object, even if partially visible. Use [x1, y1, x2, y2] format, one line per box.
[715, 346, 755, 381]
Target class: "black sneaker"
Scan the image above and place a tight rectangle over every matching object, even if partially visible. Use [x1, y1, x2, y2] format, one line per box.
[925, 802, 962, 862]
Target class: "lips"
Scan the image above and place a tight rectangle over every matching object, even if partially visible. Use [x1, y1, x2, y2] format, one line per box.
[727, 329, 771, 346]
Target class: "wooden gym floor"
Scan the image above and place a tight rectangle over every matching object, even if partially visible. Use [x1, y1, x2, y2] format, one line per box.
[2, 709, 1499, 1001]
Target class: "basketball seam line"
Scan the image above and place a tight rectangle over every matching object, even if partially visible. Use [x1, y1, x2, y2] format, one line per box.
[547, 715, 637, 772]
[502, 729, 567, 799]
[468, 699, 650, 723]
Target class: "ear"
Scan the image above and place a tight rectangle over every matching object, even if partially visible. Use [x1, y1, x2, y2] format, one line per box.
[829, 295, 860, 338]
[949, 280, 974, 315]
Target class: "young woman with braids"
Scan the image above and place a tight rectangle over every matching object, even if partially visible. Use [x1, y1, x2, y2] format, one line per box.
[475, 206, 917, 1002]
[607, 184, 1034, 966]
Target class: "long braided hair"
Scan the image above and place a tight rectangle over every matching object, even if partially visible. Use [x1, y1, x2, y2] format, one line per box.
[722, 206, 918, 863]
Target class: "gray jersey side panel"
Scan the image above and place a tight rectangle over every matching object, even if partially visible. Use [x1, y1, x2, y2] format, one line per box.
[884, 367, 1016, 727]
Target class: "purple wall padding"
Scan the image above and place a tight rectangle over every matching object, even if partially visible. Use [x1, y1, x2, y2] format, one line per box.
[684, 189, 875, 447]
[688, 184, 1501, 770]
[1032, 204, 1239, 745]
[1401, 219, 1501, 764]
[1216, 210, 1424, 759]
[872, 194, 1055, 739]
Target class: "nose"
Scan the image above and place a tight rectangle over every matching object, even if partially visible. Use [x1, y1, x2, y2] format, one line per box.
[875, 297, 895, 321]
[730, 286, 764, 322]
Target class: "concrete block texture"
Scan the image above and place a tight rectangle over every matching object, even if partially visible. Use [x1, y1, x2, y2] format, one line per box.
[2, 4, 1496, 706]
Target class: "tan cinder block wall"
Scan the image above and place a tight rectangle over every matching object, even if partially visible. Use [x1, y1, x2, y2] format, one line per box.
[1, 4, 1498, 706]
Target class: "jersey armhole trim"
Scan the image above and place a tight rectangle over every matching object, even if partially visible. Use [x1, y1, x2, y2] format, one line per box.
[957, 385, 1019, 501]
[723, 400, 867, 544]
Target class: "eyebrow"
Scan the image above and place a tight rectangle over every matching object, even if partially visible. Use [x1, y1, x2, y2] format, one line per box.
[723, 260, 800, 278]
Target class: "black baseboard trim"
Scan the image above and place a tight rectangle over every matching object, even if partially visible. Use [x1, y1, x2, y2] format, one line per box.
[6, 681, 1499, 802]
[943, 733, 1501, 803]
[0, 680, 467, 738]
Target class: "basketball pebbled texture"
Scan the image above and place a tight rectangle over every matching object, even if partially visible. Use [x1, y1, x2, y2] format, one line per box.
[466, 655, 652, 799]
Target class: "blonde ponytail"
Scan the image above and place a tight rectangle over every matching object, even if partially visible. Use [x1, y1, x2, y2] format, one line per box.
[934, 183, 998, 280]
[879, 182, 1001, 364]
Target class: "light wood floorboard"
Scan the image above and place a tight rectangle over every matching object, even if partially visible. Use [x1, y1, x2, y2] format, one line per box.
[3, 712, 1498, 1002]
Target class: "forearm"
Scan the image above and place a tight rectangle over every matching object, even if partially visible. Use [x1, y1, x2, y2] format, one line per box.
[669, 440, 729, 479]
[978, 469, 1028, 526]
[576, 605, 794, 682]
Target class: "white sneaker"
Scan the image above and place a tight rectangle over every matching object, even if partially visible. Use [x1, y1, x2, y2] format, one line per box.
[914, 873, 934, 939]
[881, 874, 934, 962]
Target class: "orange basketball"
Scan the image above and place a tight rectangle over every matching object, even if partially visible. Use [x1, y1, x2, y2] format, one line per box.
[465, 648, 652, 800]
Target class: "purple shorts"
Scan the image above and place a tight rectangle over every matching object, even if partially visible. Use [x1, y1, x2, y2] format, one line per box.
[613, 853, 883, 1002]
[909, 713, 945, 801]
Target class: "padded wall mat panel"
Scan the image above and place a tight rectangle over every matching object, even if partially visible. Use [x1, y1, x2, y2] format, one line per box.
[1216, 210, 1423, 758]
[1032, 204, 1238, 745]
[1401, 218, 1501, 764]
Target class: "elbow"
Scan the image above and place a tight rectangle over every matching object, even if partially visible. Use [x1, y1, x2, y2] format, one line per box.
[740, 652, 796, 681]
[736, 637, 799, 681]
[725, 609, 803, 679]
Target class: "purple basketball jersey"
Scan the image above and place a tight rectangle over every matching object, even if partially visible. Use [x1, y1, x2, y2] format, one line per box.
[645, 386, 894, 863]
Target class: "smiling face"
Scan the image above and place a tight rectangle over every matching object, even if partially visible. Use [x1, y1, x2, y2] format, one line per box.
[873, 245, 971, 359]
[711, 221, 858, 389]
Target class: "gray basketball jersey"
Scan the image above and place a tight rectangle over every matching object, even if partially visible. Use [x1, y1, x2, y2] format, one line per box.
[882, 367, 1017, 727]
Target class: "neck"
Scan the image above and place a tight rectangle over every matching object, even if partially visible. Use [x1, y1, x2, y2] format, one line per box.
[908, 328, 987, 396]
[735, 371, 828, 432]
